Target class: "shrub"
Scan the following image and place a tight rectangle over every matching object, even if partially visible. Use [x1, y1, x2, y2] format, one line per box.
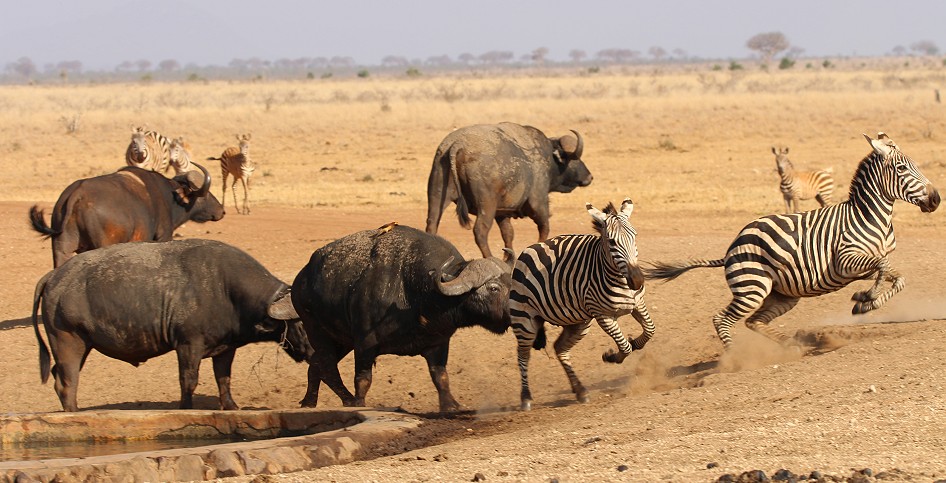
[778, 57, 795, 70]
[357, 69, 370, 78]
[729, 61, 743, 71]
[406, 67, 421, 78]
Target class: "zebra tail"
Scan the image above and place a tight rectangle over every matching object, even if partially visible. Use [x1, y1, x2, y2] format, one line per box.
[450, 147, 472, 229]
[28, 205, 59, 239]
[642, 258, 725, 282]
[206, 156, 223, 161]
[32, 271, 53, 384]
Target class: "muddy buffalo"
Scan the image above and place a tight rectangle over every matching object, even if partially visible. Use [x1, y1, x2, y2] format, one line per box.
[291, 223, 512, 412]
[31, 239, 313, 411]
[425, 122, 593, 259]
[29, 164, 224, 267]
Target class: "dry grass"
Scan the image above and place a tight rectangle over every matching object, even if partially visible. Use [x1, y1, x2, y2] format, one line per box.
[3, 68, 945, 231]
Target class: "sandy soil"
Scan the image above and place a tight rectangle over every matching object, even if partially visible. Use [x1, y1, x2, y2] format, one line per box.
[3, 194, 945, 482]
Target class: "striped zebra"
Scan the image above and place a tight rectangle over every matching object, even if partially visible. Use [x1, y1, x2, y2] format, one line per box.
[207, 133, 255, 215]
[772, 146, 835, 212]
[168, 136, 197, 176]
[510, 198, 656, 411]
[125, 126, 172, 176]
[646, 133, 940, 349]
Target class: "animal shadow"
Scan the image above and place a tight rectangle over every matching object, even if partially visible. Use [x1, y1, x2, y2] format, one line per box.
[0, 317, 31, 331]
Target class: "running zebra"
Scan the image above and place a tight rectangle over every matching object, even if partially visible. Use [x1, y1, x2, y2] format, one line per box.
[510, 198, 656, 411]
[168, 136, 197, 176]
[772, 146, 835, 212]
[646, 133, 940, 349]
[125, 126, 172, 176]
[208, 134, 255, 215]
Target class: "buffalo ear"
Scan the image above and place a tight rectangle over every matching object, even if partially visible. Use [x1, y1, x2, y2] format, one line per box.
[173, 186, 191, 205]
[268, 291, 299, 320]
[552, 150, 565, 166]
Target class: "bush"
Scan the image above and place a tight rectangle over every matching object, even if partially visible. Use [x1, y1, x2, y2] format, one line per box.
[406, 67, 421, 78]
[321, 72, 333, 79]
[822, 59, 833, 69]
[357, 69, 370, 78]
[712, 64, 722, 71]
[729, 61, 743, 71]
[778, 57, 795, 70]
[306, 72, 315, 79]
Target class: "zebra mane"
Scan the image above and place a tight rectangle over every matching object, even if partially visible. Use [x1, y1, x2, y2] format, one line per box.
[590, 202, 618, 232]
[847, 150, 889, 200]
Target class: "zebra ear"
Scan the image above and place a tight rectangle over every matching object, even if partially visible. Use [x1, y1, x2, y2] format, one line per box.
[771, 146, 777, 155]
[620, 198, 634, 216]
[586, 202, 606, 224]
[864, 133, 892, 158]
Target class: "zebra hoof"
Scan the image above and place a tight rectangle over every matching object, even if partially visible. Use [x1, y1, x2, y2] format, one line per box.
[520, 400, 533, 411]
[602, 350, 628, 364]
[576, 392, 591, 404]
[852, 301, 874, 315]
[851, 291, 873, 303]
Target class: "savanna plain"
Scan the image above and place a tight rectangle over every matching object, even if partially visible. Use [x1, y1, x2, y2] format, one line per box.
[1, 65, 946, 482]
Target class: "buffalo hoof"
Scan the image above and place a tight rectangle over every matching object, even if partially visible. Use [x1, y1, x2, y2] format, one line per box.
[520, 399, 533, 411]
[299, 396, 318, 408]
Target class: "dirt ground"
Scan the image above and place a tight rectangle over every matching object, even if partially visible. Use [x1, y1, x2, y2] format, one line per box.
[3, 196, 945, 482]
[2, 71, 945, 482]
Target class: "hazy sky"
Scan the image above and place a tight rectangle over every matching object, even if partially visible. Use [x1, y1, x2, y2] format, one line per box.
[3, 0, 946, 70]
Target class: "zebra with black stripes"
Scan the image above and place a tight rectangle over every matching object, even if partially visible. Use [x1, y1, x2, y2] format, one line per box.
[646, 133, 940, 349]
[125, 126, 172, 176]
[510, 198, 656, 411]
[207, 133, 255, 215]
[772, 146, 835, 213]
[168, 136, 197, 176]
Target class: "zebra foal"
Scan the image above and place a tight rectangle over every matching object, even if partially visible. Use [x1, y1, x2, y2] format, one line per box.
[208, 133, 255, 215]
[646, 133, 940, 349]
[510, 198, 656, 411]
[772, 146, 835, 212]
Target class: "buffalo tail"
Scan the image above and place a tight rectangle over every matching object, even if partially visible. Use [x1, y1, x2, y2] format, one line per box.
[31, 271, 53, 384]
[28, 205, 59, 240]
[449, 148, 472, 229]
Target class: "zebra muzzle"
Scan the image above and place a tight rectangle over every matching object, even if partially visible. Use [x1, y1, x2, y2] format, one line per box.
[920, 185, 940, 213]
[626, 265, 645, 291]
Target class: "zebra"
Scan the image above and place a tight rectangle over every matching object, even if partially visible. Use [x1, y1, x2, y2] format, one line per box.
[646, 133, 940, 349]
[207, 133, 255, 215]
[168, 136, 197, 176]
[125, 126, 172, 176]
[772, 146, 835, 212]
[510, 198, 656, 411]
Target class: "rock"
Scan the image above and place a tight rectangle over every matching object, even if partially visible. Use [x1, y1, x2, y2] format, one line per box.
[497, 471, 509, 476]
[716, 474, 737, 483]
[707, 462, 720, 469]
[737, 469, 769, 482]
[584, 436, 603, 444]
[472, 472, 487, 481]
[617, 465, 629, 472]
[433, 453, 448, 462]
[209, 449, 245, 477]
[772, 468, 797, 481]
[807, 471, 822, 481]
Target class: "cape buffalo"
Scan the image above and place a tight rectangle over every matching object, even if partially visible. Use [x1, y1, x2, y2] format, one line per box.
[425, 122, 593, 259]
[29, 164, 224, 267]
[291, 223, 513, 412]
[31, 239, 313, 411]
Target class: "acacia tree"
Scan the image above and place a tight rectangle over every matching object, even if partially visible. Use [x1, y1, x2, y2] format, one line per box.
[910, 40, 939, 56]
[531, 47, 549, 64]
[569, 49, 587, 63]
[6, 57, 37, 78]
[746, 31, 790, 64]
[648, 46, 667, 61]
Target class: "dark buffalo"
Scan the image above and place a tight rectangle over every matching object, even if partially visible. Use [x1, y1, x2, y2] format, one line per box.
[31, 239, 313, 411]
[425, 122, 593, 259]
[291, 223, 512, 412]
[29, 164, 224, 267]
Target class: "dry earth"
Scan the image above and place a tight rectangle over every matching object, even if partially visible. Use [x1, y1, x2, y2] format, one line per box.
[1, 70, 945, 482]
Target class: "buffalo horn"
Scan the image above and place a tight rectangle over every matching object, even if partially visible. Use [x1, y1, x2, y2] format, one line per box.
[436, 256, 506, 296]
[193, 162, 212, 197]
[570, 130, 584, 159]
